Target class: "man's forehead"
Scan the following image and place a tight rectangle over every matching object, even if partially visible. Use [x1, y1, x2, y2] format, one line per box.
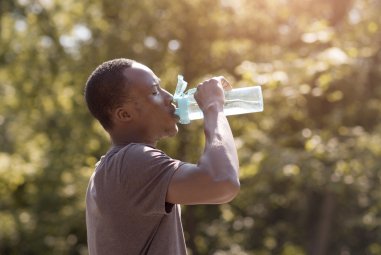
[132, 62, 151, 72]
[124, 63, 159, 84]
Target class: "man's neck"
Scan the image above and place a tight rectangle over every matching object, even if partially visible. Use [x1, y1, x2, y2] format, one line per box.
[110, 128, 156, 147]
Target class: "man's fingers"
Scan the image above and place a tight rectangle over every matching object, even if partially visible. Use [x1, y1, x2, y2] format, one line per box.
[216, 76, 232, 91]
[197, 76, 232, 91]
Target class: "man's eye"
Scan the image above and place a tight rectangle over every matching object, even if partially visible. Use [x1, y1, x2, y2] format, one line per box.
[152, 85, 160, 95]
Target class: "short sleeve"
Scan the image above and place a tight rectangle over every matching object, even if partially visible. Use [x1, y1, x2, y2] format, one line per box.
[119, 144, 183, 215]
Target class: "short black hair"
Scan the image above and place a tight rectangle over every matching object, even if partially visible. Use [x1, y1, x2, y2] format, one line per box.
[84, 58, 135, 130]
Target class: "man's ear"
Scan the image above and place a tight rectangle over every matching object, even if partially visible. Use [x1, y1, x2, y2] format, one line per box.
[113, 104, 134, 123]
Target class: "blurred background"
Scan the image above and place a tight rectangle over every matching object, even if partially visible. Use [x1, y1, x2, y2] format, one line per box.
[1, 0, 381, 254]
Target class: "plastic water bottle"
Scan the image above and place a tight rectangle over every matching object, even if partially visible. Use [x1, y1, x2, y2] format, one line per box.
[174, 75, 264, 124]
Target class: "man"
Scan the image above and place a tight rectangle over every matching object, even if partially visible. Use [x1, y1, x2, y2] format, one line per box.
[84, 58, 240, 255]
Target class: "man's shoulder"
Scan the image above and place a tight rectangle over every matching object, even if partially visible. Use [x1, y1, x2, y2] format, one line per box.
[116, 143, 159, 155]
[107, 143, 165, 162]
[94, 143, 165, 181]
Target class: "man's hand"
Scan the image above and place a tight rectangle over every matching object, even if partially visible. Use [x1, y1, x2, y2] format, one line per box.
[193, 76, 232, 113]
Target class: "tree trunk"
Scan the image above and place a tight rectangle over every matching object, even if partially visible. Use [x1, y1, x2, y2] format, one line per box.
[308, 191, 336, 255]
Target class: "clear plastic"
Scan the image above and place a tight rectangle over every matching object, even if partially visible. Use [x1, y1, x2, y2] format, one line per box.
[175, 86, 264, 124]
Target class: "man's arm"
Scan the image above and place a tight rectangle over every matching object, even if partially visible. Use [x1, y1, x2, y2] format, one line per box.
[166, 77, 240, 205]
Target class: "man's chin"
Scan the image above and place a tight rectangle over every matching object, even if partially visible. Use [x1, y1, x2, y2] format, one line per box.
[161, 125, 179, 139]
[168, 125, 179, 137]
[170, 125, 179, 136]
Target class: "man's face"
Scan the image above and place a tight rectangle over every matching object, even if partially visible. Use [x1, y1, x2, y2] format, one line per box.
[122, 63, 179, 142]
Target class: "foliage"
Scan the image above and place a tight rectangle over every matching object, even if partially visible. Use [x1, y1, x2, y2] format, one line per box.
[1, 0, 381, 254]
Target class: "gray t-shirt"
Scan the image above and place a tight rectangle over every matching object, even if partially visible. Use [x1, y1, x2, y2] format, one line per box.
[86, 143, 187, 255]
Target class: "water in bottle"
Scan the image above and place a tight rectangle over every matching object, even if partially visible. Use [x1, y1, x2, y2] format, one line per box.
[174, 75, 263, 124]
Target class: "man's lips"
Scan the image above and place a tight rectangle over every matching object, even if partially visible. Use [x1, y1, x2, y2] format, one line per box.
[170, 107, 180, 120]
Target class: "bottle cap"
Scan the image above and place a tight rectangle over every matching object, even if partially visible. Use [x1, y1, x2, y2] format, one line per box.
[174, 75, 191, 124]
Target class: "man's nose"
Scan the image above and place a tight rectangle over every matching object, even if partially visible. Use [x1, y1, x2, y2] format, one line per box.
[162, 89, 174, 103]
